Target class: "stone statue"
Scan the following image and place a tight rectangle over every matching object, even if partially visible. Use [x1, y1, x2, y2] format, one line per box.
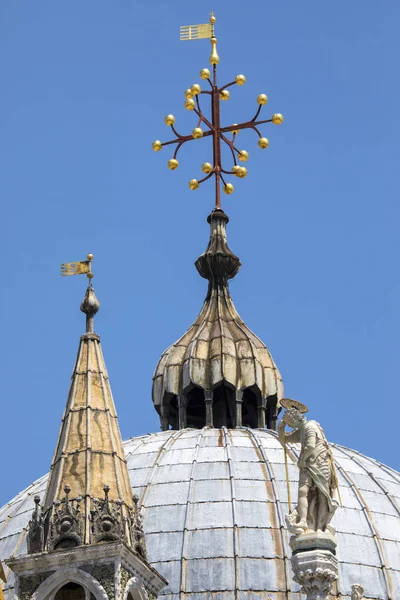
[278, 399, 339, 535]
[351, 584, 365, 600]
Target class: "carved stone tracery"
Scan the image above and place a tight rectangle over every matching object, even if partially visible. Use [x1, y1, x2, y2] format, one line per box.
[27, 496, 44, 554]
[91, 485, 124, 544]
[48, 486, 83, 551]
[130, 496, 147, 560]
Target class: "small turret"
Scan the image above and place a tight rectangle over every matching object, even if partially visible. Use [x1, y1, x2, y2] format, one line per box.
[152, 209, 283, 431]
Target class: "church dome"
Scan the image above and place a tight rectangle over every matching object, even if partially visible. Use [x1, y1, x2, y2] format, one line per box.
[1, 428, 399, 600]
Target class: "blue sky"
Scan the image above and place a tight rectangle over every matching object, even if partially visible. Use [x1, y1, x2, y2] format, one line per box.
[1, 0, 399, 505]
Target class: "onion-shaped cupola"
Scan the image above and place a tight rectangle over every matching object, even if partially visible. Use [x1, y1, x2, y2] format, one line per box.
[152, 208, 283, 431]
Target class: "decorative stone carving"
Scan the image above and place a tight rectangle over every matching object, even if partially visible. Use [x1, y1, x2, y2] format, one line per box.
[81, 563, 115, 599]
[130, 495, 148, 560]
[27, 496, 44, 554]
[120, 568, 133, 596]
[290, 533, 338, 600]
[278, 399, 339, 534]
[19, 571, 54, 600]
[91, 485, 124, 544]
[48, 485, 83, 550]
[351, 583, 365, 599]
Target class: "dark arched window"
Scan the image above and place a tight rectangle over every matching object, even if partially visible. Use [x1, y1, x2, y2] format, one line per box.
[187, 386, 206, 428]
[55, 582, 86, 600]
[212, 385, 235, 428]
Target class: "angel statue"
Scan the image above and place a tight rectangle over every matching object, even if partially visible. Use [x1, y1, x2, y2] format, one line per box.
[278, 398, 340, 535]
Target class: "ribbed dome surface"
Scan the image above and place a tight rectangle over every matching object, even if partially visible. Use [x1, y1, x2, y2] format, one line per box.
[1, 429, 400, 599]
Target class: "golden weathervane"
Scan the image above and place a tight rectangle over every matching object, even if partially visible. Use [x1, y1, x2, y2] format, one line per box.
[153, 12, 284, 209]
[61, 253, 94, 281]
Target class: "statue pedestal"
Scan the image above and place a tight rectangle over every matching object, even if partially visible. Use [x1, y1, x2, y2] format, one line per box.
[290, 531, 338, 600]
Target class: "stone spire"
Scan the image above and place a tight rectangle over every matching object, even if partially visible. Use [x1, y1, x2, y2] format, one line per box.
[152, 209, 283, 431]
[28, 284, 145, 554]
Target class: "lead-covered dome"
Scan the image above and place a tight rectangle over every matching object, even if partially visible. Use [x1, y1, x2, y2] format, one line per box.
[1, 428, 399, 600]
[153, 210, 283, 432]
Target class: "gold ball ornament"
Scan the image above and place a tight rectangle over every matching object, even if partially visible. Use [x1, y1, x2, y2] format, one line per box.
[232, 165, 240, 176]
[192, 127, 204, 139]
[220, 89, 230, 101]
[236, 167, 248, 178]
[231, 124, 239, 135]
[189, 179, 200, 190]
[164, 114, 175, 126]
[185, 88, 194, 99]
[152, 140, 162, 152]
[168, 158, 179, 170]
[210, 14, 216, 23]
[202, 162, 213, 174]
[272, 113, 284, 125]
[224, 183, 234, 195]
[238, 150, 249, 162]
[87, 253, 94, 261]
[200, 68, 211, 80]
[191, 84, 201, 96]
[87, 272, 94, 280]
[258, 137, 269, 149]
[184, 99, 196, 111]
[257, 94, 268, 105]
[235, 74, 246, 86]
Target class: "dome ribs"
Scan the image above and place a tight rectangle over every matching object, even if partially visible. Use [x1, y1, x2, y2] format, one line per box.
[329, 445, 394, 599]
[152, 209, 283, 431]
[1, 430, 400, 600]
[179, 428, 205, 600]
[247, 429, 292, 597]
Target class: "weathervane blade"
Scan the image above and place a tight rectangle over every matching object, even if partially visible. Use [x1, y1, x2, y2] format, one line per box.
[180, 23, 213, 41]
[61, 254, 94, 280]
[61, 261, 90, 276]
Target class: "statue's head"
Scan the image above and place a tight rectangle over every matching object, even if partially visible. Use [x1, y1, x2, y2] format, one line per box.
[283, 407, 305, 429]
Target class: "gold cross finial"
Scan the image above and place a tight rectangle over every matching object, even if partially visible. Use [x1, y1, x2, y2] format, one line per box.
[154, 14, 284, 210]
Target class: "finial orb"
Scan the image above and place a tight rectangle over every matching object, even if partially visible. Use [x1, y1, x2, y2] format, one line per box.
[164, 114, 176, 126]
[272, 113, 284, 125]
[220, 89, 230, 101]
[185, 88, 194, 99]
[231, 124, 239, 135]
[200, 68, 211, 80]
[257, 94, 268, 105]
[235, 74, 246, 86]
[210, 14, 216, 24]
[189, 179, 200, 190]
[258, 137, 269, 149]
[191, 84, 201, 96]
[87, 253, 94, 260]
[184, 99, 196, 111]
[232, 165, 240, 176]
[237, 167, 248, 178]
[168, 158, 179, 170]
[238, 150, 249, 162]
[152, 140, 162, 151]
[87, 273, 94, 279]
[202, 162, 213, 174]
[192, 127, 204, 140]
[224, 183, 234, 195]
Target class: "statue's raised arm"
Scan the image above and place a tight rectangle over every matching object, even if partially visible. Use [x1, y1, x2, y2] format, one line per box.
[279, 398, 340, 535]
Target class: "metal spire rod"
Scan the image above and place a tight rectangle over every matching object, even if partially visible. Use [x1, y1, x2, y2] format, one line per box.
[153, 13, 284, 210]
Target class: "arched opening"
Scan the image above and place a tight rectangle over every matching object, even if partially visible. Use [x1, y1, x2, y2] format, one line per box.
[266, 394, 278, 430]
[242, 388, 258, 428]
[212, 385, 235, 428]
[55, 583, 85, 600]
[161, 393, 178, 430]
[186, 386, 206, 428]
